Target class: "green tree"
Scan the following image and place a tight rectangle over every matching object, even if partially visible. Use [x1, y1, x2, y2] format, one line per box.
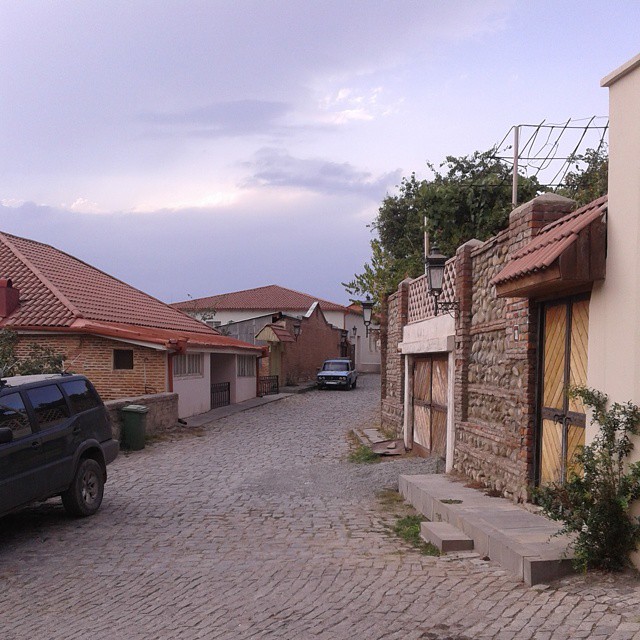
[0, 329, 65, 377]
[556, 146, 608, 207]
[344, 149, 540, 300]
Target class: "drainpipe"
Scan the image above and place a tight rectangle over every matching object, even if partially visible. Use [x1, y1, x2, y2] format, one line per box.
[167, 352, 174, 392]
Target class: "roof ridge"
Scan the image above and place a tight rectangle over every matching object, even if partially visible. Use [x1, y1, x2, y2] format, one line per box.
[174, 283, 348, 311]
[0, 232, 84, 319]
[0, 231, 214, 334]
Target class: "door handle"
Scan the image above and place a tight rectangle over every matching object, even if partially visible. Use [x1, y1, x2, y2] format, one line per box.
[553, 413, 564, 424]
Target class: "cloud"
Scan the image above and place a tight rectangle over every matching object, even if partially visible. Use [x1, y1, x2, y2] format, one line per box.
[139, 100, 292, 138]
[241, 148, 401, 199]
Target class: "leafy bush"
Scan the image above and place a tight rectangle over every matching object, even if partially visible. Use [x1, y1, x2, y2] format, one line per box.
[0, 329, 64, 377]
[536, 386, 640, 572]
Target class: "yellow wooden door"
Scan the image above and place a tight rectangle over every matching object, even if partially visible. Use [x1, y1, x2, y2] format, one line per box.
[539, 297, 589, 485]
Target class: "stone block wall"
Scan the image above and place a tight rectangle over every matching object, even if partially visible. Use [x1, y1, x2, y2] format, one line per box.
[14, 333, 167, 400]
[381, 194, 577, 500]
[105, 392, 179, 440]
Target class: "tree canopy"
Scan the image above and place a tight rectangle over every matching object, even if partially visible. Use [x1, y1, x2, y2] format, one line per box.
[343, 149, 540, 301]
[344, 146, 608, 302]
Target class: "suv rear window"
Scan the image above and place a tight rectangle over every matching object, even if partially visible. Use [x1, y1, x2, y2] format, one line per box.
[0, 392, 31, 439]
[25, 384, 71, 428]
[61, 379, 101, 414]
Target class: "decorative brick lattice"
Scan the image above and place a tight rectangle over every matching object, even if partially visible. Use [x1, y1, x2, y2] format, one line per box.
[407, 259, 456, 324]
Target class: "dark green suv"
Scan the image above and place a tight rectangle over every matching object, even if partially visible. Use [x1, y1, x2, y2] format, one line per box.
[0, 374, 119, 518]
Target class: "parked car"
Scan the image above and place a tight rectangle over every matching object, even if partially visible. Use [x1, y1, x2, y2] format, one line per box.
[0, 373, 119, 518]
[317, 358, 358, 390]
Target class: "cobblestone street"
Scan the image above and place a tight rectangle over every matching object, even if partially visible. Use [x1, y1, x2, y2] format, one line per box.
[2, 375, 640, 639]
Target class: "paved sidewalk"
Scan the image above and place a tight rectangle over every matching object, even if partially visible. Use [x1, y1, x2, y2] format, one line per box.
[184, 380, 317, 427]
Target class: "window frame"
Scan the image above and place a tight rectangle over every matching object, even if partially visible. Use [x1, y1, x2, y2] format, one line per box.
[113, 349, 134, 370]
[237, 355, 256, 378]
[173, 353, 204, 378]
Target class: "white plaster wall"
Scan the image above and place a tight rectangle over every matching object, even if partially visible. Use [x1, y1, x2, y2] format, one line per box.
[589, 55, 640, 447]
[346, 311, 381, 372]
[174, 353, 211, 418]
[235, 374, 256, 403]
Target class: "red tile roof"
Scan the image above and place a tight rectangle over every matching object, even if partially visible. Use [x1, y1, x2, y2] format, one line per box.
[0, 232, 260, 353]
[491, 195, 608, 286]
[172, 284, 348, 313]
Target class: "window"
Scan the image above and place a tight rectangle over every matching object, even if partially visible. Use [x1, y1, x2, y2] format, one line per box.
[114, 349, 134, 370]
[25, 384, 70, 429]
[0, 392, 31, 439]
[173, 353, 203, 377]
[237, 355, 255, 377]
[61, 379, 101, 414]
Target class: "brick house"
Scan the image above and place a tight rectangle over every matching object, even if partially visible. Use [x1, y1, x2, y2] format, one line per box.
[382, 193, 607, 501]
[0, 231, 262, 418]
[172, 284, 381, 374]
[254, 302, 346, 385]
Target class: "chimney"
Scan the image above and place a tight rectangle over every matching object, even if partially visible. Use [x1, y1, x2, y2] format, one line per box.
[0, 279, 20, 318]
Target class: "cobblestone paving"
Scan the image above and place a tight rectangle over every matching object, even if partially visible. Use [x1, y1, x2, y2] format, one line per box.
[2, 375, 640, 639]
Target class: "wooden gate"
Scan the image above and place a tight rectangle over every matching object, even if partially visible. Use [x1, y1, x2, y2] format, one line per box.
[538, 296, 589, 485]
[412, 355, 447, 459]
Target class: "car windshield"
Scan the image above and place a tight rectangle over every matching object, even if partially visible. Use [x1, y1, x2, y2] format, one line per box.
[322, 362, 349, 371]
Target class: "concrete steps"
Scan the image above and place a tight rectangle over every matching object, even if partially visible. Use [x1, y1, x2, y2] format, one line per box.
[420, 521, 474, 552]
[400, 474, 575, 586]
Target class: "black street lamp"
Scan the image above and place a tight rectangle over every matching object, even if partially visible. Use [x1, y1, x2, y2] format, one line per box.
[292, 320, 301, 340]
[360, 295, 375, 337]
[425, 244, 458, 316]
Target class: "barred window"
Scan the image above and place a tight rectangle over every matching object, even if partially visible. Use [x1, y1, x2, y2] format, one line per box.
[173, 353, 204, 377]
[237, 355, 255, 377]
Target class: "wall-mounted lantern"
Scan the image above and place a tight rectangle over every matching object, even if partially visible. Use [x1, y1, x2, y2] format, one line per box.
[351, 325, 357, 338]
[292, 320, 301, 340]
[425, 244, 459, 317]
[360, 295, 375, 337]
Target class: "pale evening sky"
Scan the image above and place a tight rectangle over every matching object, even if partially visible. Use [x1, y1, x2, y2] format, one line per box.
[0, 1, 638, 305]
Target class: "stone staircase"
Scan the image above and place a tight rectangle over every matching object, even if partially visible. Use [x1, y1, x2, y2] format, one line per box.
[400, 474, 576, 586]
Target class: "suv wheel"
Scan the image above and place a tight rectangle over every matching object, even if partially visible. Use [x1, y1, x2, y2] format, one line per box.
[62, 458, 104, 517]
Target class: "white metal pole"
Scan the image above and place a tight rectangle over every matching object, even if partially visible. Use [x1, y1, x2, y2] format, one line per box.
[512, 125, 519, 208]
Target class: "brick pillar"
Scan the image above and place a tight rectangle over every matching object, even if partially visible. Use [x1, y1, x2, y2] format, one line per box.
[454, 241, 480, 425]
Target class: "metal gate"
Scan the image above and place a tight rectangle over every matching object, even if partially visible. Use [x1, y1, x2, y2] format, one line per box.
[258, 375, 279, 396]
[412, 355, 448, 459]
[538, 296, 589, 485]
[211, 382, 230, 409]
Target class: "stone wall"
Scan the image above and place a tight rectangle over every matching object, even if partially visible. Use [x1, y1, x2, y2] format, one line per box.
[452, 195, 575, 500]
[105, 392, 179, 440]
[382, 194, 577, 500]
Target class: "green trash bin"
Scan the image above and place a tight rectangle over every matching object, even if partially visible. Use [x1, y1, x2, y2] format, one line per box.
[120, 404, 149, 451]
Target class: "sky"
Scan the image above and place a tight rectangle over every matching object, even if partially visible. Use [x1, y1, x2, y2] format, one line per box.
[0, 1, 638, 306]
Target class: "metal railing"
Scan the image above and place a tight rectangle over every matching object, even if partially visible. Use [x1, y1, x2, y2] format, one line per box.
[258, 375, 279, 396]
[211, 382, 230, 409]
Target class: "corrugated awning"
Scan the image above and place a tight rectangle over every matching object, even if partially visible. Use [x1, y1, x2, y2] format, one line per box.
[492, 195, 607, 298]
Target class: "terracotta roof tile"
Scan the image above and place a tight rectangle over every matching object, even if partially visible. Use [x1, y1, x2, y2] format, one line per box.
[0, 231, 260, 353]
[172, 284, 348, 313]
[491, 195, 608, 286]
